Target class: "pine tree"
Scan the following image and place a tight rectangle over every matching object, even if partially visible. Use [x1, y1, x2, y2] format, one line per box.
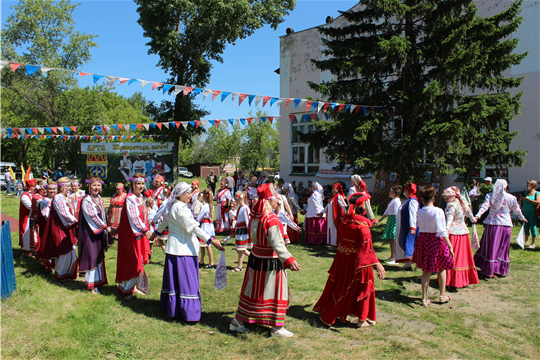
[305, 0, 528, 183]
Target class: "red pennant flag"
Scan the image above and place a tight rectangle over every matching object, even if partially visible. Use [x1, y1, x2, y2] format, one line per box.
[215, 120, 220, 128]
[108, 136, 112, 139]
[195, 121, 201, 128]
[246, 118, 253, 125]
[286, 98, 292, 108]
[323, 103, 331, 112]
[102, 126, 108, 133]
[289, 114, 296, 123]
[211, 90, 222, 101]
[27, 135, 32, 139]
[32, 128, 38, 134]
[136, 124, 143, 130]
[9, 62, 23, 72]
[118, 78, 130, 85]
[156, 123, 162, 130]
[310, 113, 317, 120]
[238, 94, 248, 105]
[262, 96, 271, 107]
[268, 116, 274, 124]
[152, 82, 163, 90]
[80, 72, 91, 77]
[117, 124, 123, 130]
[13, 128, 19, 136]
[51, 127, 57, 134]
[64, 136, 68, 140]
[39, 135, 44, 139]
[355, 106, 360, 114]
[183, 86, 194, 96]
[175, 121, 180, 128]
[338, 104, 346, 112]
[306, 101, 313, 112]
[70, 126, 77, 132]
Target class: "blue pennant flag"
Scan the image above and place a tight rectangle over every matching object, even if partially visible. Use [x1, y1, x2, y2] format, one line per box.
[260, 117, 267, 122]
[123, 136, 128, 139]
[128, 79, 140, 85]
[93, 136, 98, 140]
[363, 107, 367, 117]
[270, 97, 279, 106]
[221, 92, 231, 102]
[93, 74, 105, 84]
[228, 119, 234, 126]
[331, 103, 338, 111]
[64, 127, 71, 134]
[112, 124, 118, 131]
[26, 65, 41, 76]
[248, 95, 256, 106]
[26, 128, 32, 135]
[325, 114, 330, 120]
[169, 122, 175, 128]
[294, 98, 301, 109]
[45, 127, 52, 133]
[240, 118, 246, 125]
[130, 124, 136, 131]
[47, 135, 52, 139]
[188, 121, 195, 128]
[208, 120, 215, 127]
[6, 129, 12, 136]
[95, 126, 102, 133]
[162, 84, 174, 94]
[150, 123, 156, 128]
[71, 136, 75, 139]
[192, 88, 203, 97]
[344, 104, 351, 112]
[302, 114, 310, 122]
[312, 102, 319, 112]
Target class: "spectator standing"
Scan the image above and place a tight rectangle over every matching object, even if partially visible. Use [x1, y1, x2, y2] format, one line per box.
[5, 169, 14, 195]
[226, 173, 235, 194]
[205, 170, 217, 194]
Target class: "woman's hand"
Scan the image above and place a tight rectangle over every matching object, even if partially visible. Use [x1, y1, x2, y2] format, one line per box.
[474, 216, 480, 222]
[145, 230, 153, 239]
[410, 229, 415, 235]
[316, 213, 323, 217]
[211, 238, 225, 251]
[448, 245, 455, 261]
[375, 263, 386, 279]
[288, 260, 300, 271]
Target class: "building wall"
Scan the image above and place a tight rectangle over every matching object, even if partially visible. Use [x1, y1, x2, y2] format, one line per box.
[278, 1, 539, 194]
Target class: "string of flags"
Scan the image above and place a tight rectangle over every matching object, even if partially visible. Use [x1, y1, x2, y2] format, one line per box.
[1, 134, 168, 140]
[0, 59, 388, 114]
[0, 113, 332, 139]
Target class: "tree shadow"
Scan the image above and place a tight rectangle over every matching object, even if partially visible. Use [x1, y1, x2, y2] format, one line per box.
[376, 289, 418, 307]
[290, 243, 337, 259]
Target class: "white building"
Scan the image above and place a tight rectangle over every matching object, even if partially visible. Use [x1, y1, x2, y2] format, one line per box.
[278, 0, 539, 194]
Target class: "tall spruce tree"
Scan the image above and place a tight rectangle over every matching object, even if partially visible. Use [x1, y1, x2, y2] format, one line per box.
[305, 0, 527, 183]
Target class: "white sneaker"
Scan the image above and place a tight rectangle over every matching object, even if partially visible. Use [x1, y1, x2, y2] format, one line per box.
[385, 259, 396, 265]
[271, 327, 294, 338]
[229, 320, 249, 333]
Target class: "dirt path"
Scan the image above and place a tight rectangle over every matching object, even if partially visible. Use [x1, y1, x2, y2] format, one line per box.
[1, 213, 19, 232]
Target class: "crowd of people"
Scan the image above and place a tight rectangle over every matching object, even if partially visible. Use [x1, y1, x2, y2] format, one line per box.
[15, 169, 538, 337]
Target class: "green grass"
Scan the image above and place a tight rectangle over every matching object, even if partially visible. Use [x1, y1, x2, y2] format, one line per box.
[1, 193, 539, 359]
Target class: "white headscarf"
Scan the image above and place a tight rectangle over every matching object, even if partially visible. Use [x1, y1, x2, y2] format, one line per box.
[310, 181, 324, 207]
[351, 175, 362, 185]
[283, 183, 296, 196]
[154, 182, 191, 221]
[491, 179, 507, 210]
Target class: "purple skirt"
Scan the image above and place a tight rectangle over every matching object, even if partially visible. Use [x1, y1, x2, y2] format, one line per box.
[305, 217, 327, 245]
[161, 254, 201, 322]
[474, 224, 512, 276]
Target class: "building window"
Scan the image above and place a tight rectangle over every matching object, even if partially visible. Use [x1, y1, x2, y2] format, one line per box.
[291, 121, 320, 174]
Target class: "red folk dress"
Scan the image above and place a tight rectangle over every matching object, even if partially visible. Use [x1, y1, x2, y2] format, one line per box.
[313, 214, 380, 326]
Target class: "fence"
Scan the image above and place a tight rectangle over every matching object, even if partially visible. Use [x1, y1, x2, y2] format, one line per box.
[1, 220, 17, 298]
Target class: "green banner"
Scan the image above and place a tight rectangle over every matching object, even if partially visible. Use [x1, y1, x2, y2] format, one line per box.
[80, 142, 174, 184]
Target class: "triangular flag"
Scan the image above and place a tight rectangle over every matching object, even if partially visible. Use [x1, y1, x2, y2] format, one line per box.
[228, 119, 234, 126]
[156, 123, 163, 130]
[286, 98, 292, 108]
[6, 129, 12, 137]
[231, 93, 239, 101]
[0, 59, 9, 69]
[203, 89, 212, 100]
[174, 121, 180, 128]
[9, 62, 23, 72]
[238, 94, 248, 105]
[255, 95, 264, 107]
[80, 72, 91, 77]
[350, 105, 357, 113]
[95, 126, 102, 133]
[214, 120, 221, 128]
[270, 97, 279, 106]
[118, 77, 130, 85]
[32, 128, 38, 135]
[183, 86, 194, 96]
[276, 98, 285, 107]
[102, 125, 109, 133]
[310, 113, 317, 120]
[112, 124, 118, 131]
[188, 121, 195, 128]
[268, 116, 274, 124]
[323, 103, 331, 112]
[162, 84, 174, 94]
[294, 99, 302, 109]
[211, 90, 222, 101]
[363, 107, 367, 117]
[40, 67, 53, 74]
[141, 80, 150, 88]
[355, 106, 360, 114]
[152, 82, 163, 90]
[306, 101, 313, 112]
[248, 95, 256, 106]
[338, 104, 346, 112]
[221, 92, 231, 102]
[25, 65, 41, 76]
[163, 122, 169, 129]
[128, 79, 140, 85]
[181, 122, 188, 129]
[93, 74, 105, 83]
[173, 86, 182, 96]
[143, 124, 150, 130]
[302, 114, 310, 122]
[63, 127, 70, 134]
[260, 117, 267, 122]
[262, 96, 272, 107]
[45, 127, 52, 134]
[289, 114, 296, 123]
[136, 124, 143, 130]
[246, 118, 253, 125]
[195, 121, 201, 128]
[52, 127, 59, 134]
[25, 128, 32, 135]
[192, 88, 203, 97]
[129, 124, 136, 131]
[106, 76, 119, 89]
[208, 120, 215, 127]
[70, 126, 77, 132]
[239, 118, 245, 125]
[344, 104, 351, 112]
[38, 128, 45, 134]
[312, 102, 319, 112]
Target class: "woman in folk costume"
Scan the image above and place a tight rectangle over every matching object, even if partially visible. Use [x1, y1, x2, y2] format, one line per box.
[196, 189, 217, 269]
[79, 176, 115, 294]
[188, 179, 200, 210]
[38, 177, 79, 281]
[282, 183, 302, 243]
[394, 183, 420, 270]
[116, 173, 152, 298]
[231, 191, 252, 272]
[19, 178, 37, 255]
[108, 183, 127, 239]
[36, 183, 57, 272]
[474, 179, 527, 278]
[230, 183, 301, 338]
[302, 182, 327, 245]
[29, 181, 47, 254]
[319, 183, 348, 247]
[377, 185, 402, 264]
[153, 175, 166, 207]
[275, 196, 301, 246]
[150, 182, 224, 322]
[70, 178, 85, 221]
[313, 193, 386, 327]
[237, 172, 247, 192]
[214, 179, 233, 232]
[347, 176, 377, 223]
[442, 186, 479, 288]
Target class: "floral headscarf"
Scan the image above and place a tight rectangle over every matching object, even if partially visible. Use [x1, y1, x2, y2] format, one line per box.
[491, 179, 508, 209]
[442, 186, 470, 214]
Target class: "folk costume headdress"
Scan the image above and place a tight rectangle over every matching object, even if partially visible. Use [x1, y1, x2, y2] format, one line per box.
[442, 186, 470, 214]
[405, 183, 418, 200]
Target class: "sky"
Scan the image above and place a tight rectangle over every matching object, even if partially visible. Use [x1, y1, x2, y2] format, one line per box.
[1, 0, 357, 122]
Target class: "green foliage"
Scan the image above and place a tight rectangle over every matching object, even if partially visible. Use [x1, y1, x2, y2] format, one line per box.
[305, 0, 527, 183]
[135, 0, 295, 180]
[239, 111, 280, 172]
[204, 124, 243, 168]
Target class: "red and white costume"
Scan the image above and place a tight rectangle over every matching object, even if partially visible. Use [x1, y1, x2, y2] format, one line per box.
[321, 184, 348, 247]
[19, 188, 34, 253]
[154, 184, 165, 208]
[189, 181, 200, 210]
[29, 192, 45, 253]
[116, 192, 151, 297]
[196, 203, 215, 247]
[108, 192, 127, 232]
[276, 208, 300, 246]
[70, 189, 85, 221]
[214, 187, 233, 232]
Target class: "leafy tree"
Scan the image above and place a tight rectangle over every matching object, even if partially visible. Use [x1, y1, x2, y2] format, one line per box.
[240, 111, 280, 173]
[204, 124, 243, 169]
[135, 0, 296, 181]
[304, 0, 527, 183]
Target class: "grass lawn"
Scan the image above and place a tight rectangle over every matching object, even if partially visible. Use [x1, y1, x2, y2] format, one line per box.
[1, 192, 539, 359]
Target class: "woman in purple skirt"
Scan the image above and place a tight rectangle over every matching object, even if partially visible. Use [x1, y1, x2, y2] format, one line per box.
[474, 179, 527, 278]
[150, 182, 224, 322]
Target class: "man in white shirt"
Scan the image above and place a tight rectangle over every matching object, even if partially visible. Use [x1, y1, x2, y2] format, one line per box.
[5, 171, 14, 195]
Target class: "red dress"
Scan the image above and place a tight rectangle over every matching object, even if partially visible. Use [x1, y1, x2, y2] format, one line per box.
[29, 193, 45, 253]
[19, 191, 32, 250]
[115, 193, 151, 285]
[313, 214, 379, 326]
[37, 195, 78, 260]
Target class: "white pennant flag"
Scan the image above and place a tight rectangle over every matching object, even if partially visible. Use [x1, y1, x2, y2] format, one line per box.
[317, 102, 324, 112]
[0, 59, 9, 69]
[231, 92, 239, 101]
[255, 95, 264, 107]
[174, 86, 183, 96]
[141, 80, 150, 88]
[106, 76, 118, 89]
[201, 120, 208, 126]
[143, 124, 150, 130]
[181, 122, 188, 129]
[57, 127, 64, 134]
[38, 128, 44, 134]
[40, 67, 54, 75]
[125, 125, 130, 132]
[103, 125, 109, 133]
[276, 98, 285, 107]
[163, 122, 169, 129]
[350, 105, 357, 113]
[203, 89, 212, 100]
[235, 118, 240, 125]
[274, 115, 282, 122]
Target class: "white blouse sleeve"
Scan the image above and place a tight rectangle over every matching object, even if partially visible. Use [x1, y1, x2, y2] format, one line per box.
[338, 195, 348, 212]
[435, 208, 448, 237]
[82, 197, 108, 234]
[21, 193, 32, 210]
[173, 204, 211, 241]
[409, 199, 419, 230]
[196, 205, 209, 222]
[278, 211, 300, 231]
[126, 195, 149, 237]
[53, 195, 78, 228]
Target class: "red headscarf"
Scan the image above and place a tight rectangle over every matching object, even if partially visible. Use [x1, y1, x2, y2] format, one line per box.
[144, 189, 154, 198]
[343, 192, 372, 226]
[250, 183, 277, 220]
[192, 179, 199, 187]
[25, 179, 37, 188]
[405, 183, 417, 200]
[358, 180, 368, 192]
[330, 182, 345, 203]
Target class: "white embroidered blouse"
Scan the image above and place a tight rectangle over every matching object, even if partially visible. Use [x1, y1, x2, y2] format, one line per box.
[445, 201, 474, 235]
[476, 192, 526, 226]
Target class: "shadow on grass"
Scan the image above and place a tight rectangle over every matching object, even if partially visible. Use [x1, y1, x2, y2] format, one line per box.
[289, 243, 337, 259]
[376, 289, 418, 307]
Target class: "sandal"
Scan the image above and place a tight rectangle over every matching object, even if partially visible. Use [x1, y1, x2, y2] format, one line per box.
[357, 320, 374, 328]
[230, 319, 249, 333]
[204, 264, 215, 269]
[231, 267, 243, 273]
[421, 299, 432, 307]
[439, 295, 452, 303]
